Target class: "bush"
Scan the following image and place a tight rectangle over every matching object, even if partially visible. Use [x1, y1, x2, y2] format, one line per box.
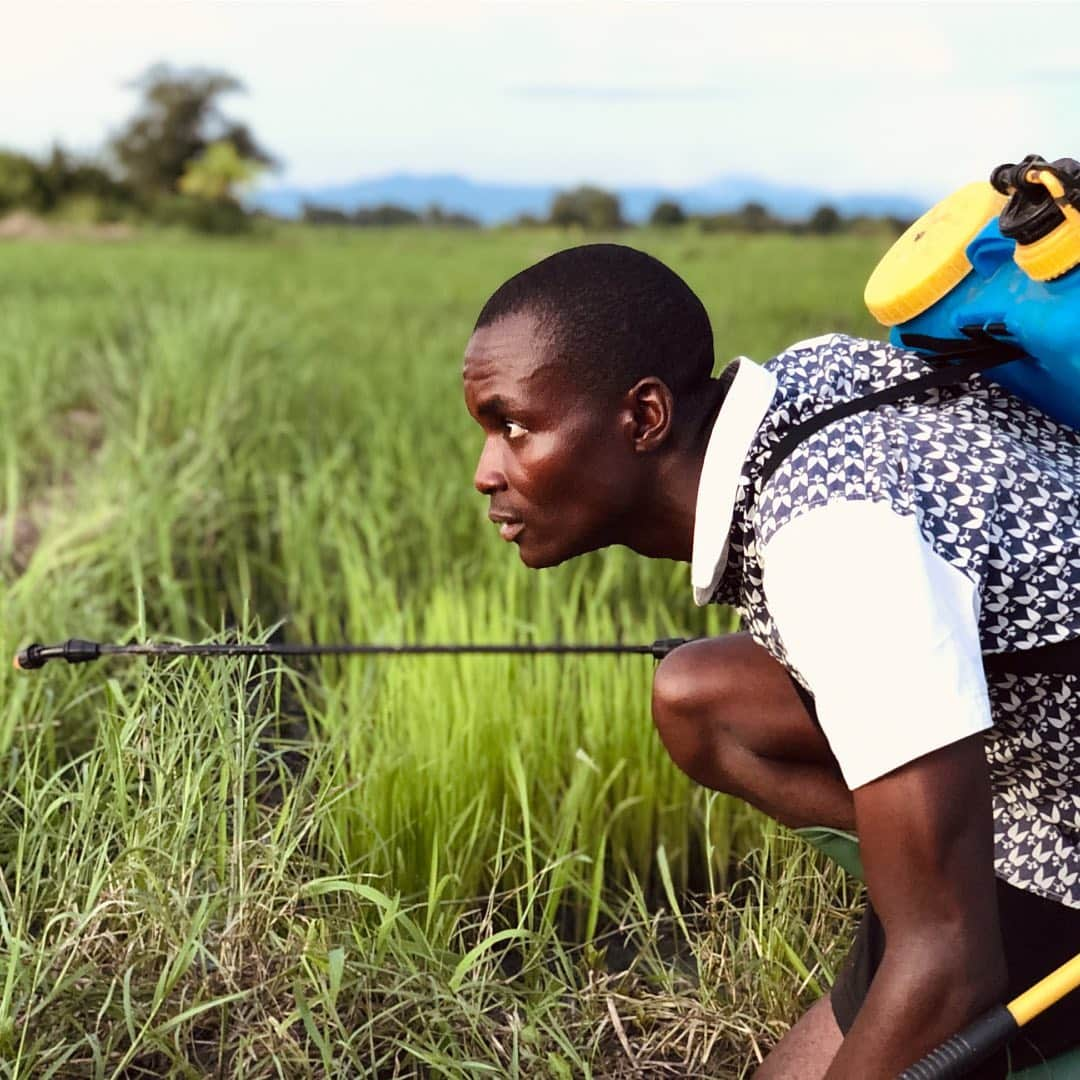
[0, 150, 46, 214]
[152, 194, 252, 234]
[649, 199, 687, 227]
[53, 194, 130, 225]
[549, 186, 623, 230]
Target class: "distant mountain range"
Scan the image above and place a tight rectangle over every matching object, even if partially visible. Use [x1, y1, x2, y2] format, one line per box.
[249, 172, 928, 225]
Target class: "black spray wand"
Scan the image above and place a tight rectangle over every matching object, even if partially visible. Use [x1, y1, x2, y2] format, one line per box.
[13, 636, 694, 671]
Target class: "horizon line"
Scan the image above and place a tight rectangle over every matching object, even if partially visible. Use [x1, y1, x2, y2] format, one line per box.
[252, 168, 934, 202]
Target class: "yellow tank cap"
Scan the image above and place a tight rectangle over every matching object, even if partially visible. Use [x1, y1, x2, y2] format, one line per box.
[865, 182, 1007, 327]
[1013, 216, 1080, 282]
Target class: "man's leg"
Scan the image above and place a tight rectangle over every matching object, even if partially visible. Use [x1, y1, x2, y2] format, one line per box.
[651, 635, 852, 1076]
[651, 633, 855, 829]
[753, 996, 844, 1079]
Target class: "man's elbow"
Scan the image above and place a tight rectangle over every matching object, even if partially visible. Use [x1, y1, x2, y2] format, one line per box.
[883, 926, 1008, 1028]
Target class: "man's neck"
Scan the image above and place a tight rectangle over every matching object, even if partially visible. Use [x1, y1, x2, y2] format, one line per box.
[622, 378, 729, 563]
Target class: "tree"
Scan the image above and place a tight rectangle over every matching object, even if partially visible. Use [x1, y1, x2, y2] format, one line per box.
[649, 199, 686, 226]
[38, 145, 131, 208]
[422, 203, 479, 228]
[0, 151, 45, 213]
[351, 204, 421, 226]
[694, 211, 738, 233]
[179, 140, 265, 202]
[734, 201, 775, 233]
[0, 145, 134, 220]
[302, 202, 350, 226]
[110, 63, 275, 199]
[808, 204, 843, 235]
[549, 186, 623, 230]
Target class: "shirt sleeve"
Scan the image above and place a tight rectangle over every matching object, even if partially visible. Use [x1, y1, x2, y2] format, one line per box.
[761, 499, 992, 789]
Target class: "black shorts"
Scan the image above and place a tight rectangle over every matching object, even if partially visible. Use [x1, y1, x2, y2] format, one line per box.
[832, 879, 1080, 1075]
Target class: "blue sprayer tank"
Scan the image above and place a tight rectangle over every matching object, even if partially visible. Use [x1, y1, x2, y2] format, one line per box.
[865, 155, 1080, 429]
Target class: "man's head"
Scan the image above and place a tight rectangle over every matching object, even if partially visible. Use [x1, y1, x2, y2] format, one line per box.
[463, 243, 719, 568]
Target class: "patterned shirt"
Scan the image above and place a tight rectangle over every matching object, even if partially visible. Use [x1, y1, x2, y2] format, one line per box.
[692, 333, 1080, 908]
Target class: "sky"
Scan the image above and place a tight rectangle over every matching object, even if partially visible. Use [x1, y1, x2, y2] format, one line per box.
[4, 0, 1079, 202]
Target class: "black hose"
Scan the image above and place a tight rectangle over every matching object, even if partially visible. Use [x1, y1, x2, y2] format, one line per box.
[897, 1005, 1018, 1079]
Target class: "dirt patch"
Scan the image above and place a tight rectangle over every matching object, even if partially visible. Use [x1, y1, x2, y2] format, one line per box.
[58, 407, 106, 453]
[0, 211, 133, 241]
[4, 407, 106, 573]
[8, 513, 41, 573]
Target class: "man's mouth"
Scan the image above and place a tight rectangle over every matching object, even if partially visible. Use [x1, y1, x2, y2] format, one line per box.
[489, 512, 524, 542]
[498, 521, 524, 542]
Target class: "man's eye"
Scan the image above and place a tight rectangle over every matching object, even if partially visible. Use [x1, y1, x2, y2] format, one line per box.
[504, 421, 528, 440]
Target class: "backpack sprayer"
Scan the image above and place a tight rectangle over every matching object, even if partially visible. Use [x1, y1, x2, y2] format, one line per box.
[865, 154, 1080, 428]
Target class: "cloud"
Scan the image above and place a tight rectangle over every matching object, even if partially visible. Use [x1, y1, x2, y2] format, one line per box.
[1009, 66, 1080, 87]
[4, 0, 1079, 193]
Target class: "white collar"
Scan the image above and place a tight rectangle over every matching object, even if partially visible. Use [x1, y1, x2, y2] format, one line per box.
[690, 358, 778, 606]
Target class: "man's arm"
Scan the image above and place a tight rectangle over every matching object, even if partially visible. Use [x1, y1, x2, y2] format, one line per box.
[761, 498, 1005, 1075]
[824, 733, 1006, 1078]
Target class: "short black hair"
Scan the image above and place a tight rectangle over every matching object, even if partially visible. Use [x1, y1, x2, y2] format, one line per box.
[473, 243, 715, 399]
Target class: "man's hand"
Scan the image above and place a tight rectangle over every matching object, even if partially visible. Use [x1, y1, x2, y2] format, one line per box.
[823, 732, 1008, 1080]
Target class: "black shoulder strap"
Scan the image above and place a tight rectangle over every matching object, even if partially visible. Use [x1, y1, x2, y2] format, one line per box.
[757, 335, 1026, 492]
[984, 636, 1080, 676]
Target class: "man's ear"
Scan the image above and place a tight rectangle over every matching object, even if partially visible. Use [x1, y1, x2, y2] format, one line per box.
[622, 377, 674, 452]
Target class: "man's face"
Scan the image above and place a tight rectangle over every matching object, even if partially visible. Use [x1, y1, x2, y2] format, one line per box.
[463, 310, 634, 568]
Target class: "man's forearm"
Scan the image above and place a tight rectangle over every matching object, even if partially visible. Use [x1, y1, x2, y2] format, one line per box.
[824, 940, 1006, 1079]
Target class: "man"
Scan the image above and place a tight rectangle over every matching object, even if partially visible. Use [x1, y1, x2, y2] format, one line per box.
[462, 243, 1080, 1079]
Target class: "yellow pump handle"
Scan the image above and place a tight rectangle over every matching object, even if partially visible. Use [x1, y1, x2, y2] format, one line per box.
[1012, 168, 1080, 282]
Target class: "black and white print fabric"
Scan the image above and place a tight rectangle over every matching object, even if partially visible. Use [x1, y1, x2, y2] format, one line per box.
[710, 333, 1080, 908]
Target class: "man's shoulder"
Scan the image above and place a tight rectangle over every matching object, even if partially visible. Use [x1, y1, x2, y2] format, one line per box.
[771, 331, 852, 357]
[763, 332, 913, 400]
[765, 332, 899, 369]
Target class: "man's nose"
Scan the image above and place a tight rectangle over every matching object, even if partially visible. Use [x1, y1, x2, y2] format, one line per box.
[474, 438, 507, 495]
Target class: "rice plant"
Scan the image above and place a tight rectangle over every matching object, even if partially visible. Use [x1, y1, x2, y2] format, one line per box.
[0, 226, 880, 1076]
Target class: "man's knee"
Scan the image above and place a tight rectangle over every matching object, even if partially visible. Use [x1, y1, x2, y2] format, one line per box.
[651, 639, 741, 780]
[651, 639, 730, 723]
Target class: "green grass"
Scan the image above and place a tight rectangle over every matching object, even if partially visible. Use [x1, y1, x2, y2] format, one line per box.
[0, 226, 880, 1076]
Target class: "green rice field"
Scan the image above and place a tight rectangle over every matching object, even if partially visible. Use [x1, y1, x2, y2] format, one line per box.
[0, 227, 885, 1077]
